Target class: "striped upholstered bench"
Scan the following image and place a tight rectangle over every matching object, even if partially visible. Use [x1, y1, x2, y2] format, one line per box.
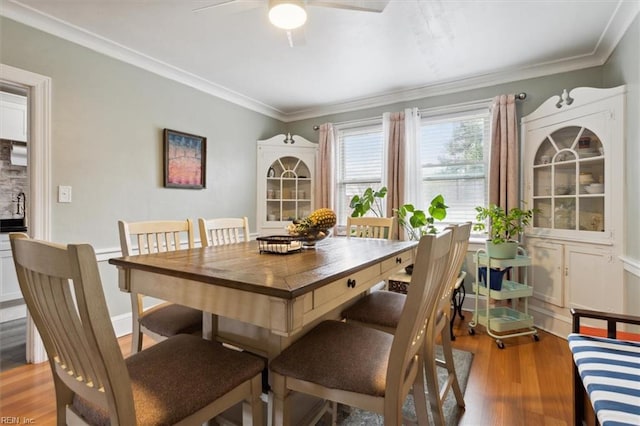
[568, 308, 640, 426]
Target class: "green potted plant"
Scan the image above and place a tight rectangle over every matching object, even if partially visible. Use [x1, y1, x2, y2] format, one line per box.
[395, 194, 448, 274]
[395, 194, 448, 240]
[473, 204, 534, 259]
[349, 186, 387, 217]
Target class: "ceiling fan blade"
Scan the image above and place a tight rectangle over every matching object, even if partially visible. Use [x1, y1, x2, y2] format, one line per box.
[192, 0, 238, 13]
[308, 0, 390, 13]
[192, 0, 262, 13]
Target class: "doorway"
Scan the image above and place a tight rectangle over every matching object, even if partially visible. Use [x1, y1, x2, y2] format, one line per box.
[0, 63, 52, 364]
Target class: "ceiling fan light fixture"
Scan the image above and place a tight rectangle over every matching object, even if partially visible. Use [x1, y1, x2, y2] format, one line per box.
[268, 0, 307, 30]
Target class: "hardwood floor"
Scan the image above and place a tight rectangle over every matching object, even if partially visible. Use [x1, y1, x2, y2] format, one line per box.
[0, 318, 26, 372]
[0, 315, 573, 425]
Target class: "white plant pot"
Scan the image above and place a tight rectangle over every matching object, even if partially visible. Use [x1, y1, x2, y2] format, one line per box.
[485, 240, 518, 259]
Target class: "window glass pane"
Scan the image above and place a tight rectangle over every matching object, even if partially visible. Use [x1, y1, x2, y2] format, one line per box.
[420, 110, 490, 225]
[335, 126, 384, 225]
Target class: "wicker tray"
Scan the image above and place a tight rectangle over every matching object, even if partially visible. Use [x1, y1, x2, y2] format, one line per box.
[257, 235, 303, 254]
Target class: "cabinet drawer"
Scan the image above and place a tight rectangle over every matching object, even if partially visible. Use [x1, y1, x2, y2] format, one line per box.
[313, 265, 380, 308]
[380, 250, 413, 275]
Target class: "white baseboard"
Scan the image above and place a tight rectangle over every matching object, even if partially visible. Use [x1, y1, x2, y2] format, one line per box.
[0, 304, 26, 323]
[621, 255, 640, 278]
[112, 312, 133, 338]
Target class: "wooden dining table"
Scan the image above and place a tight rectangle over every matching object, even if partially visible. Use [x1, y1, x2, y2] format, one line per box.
[111, 237, 415, 424]
[109, 237, 415, 361]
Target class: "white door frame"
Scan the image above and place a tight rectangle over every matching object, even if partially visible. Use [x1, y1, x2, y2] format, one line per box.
[1, 63, 52, 364]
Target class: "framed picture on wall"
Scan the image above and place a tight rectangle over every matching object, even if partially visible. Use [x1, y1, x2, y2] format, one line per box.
[163, 128, 206, 189]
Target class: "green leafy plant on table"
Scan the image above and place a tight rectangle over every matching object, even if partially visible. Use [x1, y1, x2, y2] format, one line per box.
[349, 186, 388, 217]
[395, 194, 448, 241]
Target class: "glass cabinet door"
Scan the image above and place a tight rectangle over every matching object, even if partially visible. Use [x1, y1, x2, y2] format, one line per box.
[266, 156, 312, 222]
[532, 126, 605, 232]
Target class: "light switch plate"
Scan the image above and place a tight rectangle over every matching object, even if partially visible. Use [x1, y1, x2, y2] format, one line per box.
[58, 185, 72, 203]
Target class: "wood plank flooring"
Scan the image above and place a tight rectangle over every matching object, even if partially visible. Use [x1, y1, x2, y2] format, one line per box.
[0, 316, 573, 425]
[0, 318, 26, 372]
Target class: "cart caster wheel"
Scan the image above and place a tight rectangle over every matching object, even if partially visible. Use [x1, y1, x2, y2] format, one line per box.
[533, 334, 540, 342]
[496, 340, 505, 349]
[468, 327, 475, 335]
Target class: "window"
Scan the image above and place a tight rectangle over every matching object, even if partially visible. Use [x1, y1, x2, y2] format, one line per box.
[333, 102, 490, 229]
[335, 123, 384, 225]
[419, 105, 490, 224]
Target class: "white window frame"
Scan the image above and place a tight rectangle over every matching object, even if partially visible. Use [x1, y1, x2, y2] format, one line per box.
[332, 99, 491, 234]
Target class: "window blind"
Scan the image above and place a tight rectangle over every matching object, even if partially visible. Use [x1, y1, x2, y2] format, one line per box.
[335, 125, 384, 224]
[419, 110, 490, 224]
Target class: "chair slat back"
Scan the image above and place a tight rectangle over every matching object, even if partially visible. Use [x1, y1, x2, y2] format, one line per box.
[118, 219, 194, 256]
[385, 230, 452, 404]
[438, 222, 472, 312]
[10, 233, 134, 421]
[198, 217, 250, 247]
[346, 216, 395, 240]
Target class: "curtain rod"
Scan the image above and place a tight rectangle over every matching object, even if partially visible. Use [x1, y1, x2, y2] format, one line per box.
[312, 92, 527, 130]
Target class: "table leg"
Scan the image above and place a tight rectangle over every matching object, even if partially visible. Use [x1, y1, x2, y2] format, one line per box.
[202, 312, 218, 341]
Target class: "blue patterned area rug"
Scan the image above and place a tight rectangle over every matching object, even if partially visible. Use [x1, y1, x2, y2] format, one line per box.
[320, 346, 474, 426]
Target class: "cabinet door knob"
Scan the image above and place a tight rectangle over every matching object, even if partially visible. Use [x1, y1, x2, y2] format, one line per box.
[347, 278, 356, 288]
[396, 257, 402, 264]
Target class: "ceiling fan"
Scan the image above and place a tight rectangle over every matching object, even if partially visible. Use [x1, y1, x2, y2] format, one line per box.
[193, 0, 390, 46]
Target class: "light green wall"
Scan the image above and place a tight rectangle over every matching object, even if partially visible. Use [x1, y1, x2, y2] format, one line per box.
[602, 14, 640, 316]
[1, 17, 285, 315]
[603, 14, 639, 259]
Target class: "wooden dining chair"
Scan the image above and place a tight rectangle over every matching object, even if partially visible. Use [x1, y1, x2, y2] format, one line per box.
[341, 222, 471, 425]
[198, 216, 250, 247]
[9, 233, 265, 426]
[269, 230, 453, 426]
[118, 219, 202, 354]
[346, 216, 396, 240]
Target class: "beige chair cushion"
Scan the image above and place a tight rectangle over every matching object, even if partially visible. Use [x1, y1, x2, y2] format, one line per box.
[72, 334, 265, 425]
[139, 304, 202, 337]
[342, 291, 406, 329]
[270, 320, 393, 397]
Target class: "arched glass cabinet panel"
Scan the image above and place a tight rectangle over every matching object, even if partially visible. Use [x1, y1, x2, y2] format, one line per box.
[266, 156, 312, 222]
[531, 126, 605, 232]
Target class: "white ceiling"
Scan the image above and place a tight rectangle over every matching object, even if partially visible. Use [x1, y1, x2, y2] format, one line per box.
[2, 0, 638, 121]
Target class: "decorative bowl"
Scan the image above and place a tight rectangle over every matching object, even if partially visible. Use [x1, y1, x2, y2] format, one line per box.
[585, 184, 604, 194]
[292, 228, 331, 247]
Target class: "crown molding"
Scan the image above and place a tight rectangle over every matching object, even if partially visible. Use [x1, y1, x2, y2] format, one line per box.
[0, 0, 289, 121]
[2, 0, 637, 123]
[591, 0, 640, 63]
[284, 53, 606, 121]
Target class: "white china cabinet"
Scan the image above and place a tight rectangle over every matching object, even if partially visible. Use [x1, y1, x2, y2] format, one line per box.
[256, 134, 317, 235]
[522, 86, 625, 333]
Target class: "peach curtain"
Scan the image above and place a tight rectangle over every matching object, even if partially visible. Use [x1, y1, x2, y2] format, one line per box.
[489, 94, 518, 211]
[314, 123, 335, 209]
[385, 112, 405, 238]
